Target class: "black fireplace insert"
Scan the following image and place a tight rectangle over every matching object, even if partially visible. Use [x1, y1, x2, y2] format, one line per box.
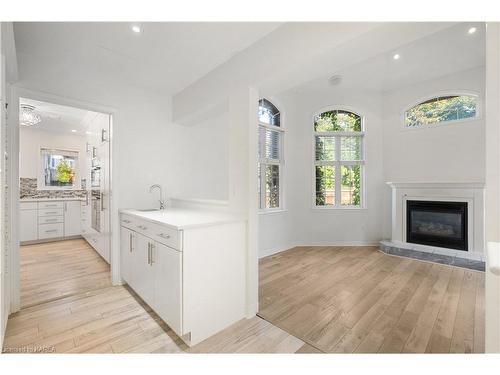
[406, 200, 468, 251]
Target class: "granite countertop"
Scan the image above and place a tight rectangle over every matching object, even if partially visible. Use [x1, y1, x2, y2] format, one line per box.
[120, 208, 245, 230]
[20, 197, 86, 202]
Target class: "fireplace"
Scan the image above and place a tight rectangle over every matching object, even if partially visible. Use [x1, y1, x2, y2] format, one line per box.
[406, 200, 468, 251]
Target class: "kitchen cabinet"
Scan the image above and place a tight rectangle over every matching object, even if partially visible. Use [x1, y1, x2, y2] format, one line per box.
[20, 199, 83, 243]
[20, 205, 38, 242]
[119, 210, 246, 347]
[120, 226, 134, 284]
[64, 201, 81, 236]
[154, 242, 182, 335]
[131, 233, 155, 307]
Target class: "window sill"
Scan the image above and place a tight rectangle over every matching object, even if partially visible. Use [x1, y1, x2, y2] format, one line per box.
[258, 209, 288, 215]
[311, 206, 367, 211]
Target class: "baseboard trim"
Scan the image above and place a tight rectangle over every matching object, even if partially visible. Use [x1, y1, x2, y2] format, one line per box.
[259, 241, 381, 258]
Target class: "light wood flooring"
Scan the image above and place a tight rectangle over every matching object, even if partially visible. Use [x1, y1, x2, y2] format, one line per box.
[258, 246, 485, 353]
[3, 239, 306, 353]
[20, 239, 112, 308]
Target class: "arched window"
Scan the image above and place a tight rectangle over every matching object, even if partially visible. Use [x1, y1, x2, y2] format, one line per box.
[405, 94, 478, 128]
[314, 109, 364, 208]
[258, 98, 283, 210]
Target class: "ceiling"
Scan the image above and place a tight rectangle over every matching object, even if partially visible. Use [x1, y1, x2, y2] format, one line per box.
[293, 23, 485, 94]
[20, 98, 99, 135]
[13, 22, 282, 96]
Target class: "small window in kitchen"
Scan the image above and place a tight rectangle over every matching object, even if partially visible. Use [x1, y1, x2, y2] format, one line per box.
[39, 148, 79, 189]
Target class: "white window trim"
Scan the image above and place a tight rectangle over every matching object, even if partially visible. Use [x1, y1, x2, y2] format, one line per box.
[401, 90, 482, 131]
[38, 146, 81, 191]
[311, 107, 366, 210]
[258, 102, 285, 213]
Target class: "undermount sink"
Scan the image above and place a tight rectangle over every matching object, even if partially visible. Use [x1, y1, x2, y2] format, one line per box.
[136, 208, 161, 212]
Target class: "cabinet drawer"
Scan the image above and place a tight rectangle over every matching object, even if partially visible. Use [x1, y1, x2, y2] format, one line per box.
[39, 215, 63, 225]
[147, 223, 181, 250]
[38, 208, 64, 217]
[20, 202, 37, 210]
[38, 201, 64, 209]
[120, 214, 138, 230]
[38, 223, 64, 239]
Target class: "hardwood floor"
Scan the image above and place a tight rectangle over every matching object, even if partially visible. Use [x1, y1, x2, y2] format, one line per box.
[20, 239, 112, 308]
[3, 239, 304, 353]
[258, 246, 485, 353]
[4, 240, 485, 354]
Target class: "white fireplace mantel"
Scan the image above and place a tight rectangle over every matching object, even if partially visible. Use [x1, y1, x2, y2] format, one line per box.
[387, 182, 485, 257]
[387, 182, 485, 189]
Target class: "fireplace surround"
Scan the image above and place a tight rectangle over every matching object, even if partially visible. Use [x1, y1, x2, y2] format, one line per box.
[381, 182, 485, 270]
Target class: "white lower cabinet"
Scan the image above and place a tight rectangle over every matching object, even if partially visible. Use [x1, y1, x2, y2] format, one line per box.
[20, 208, 38, 242]
[120, 224, 182, 336]
[120, 227, 134, 285]
[132, 233, 156, 307]
[64, 201, 81, 236]
[154, 242, 182, 335]
[20, 199, 83, 243]
[120, 212, 246, 347]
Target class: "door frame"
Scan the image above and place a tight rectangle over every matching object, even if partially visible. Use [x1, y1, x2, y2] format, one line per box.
[8, 86, 116, 313]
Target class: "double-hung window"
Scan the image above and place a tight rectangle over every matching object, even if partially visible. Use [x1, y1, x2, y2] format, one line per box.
[314, 109, 364, 208]
[258, 98, 283, 211]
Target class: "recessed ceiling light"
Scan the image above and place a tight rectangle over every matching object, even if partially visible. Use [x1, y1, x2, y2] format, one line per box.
[132, 25, 141, 33]
[468, 27, 477, 35]
[393, 54, 400, 60]
[85, 131, 92, 135]
[71, 129, 77, 133]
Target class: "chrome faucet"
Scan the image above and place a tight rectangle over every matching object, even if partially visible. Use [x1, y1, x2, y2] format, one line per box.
[149, 184, 165, 210]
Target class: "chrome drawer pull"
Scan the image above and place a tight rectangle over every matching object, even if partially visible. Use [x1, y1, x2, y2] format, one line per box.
[122, 219, 131, 224]
[45, 211, 58, 215]
[45, 229, 58, 233]
[158, 233, 170, 239]
[137, 225, 148, 230]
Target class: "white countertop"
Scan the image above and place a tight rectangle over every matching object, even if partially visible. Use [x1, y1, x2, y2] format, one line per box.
[120, 208, 245, 230]
[20, 197, 86, 202]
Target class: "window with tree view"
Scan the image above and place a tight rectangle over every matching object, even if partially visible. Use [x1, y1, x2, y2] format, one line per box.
[258, 98, 283, 210]
[314, 109, 363, 207]
[40, 148, 79, 189]
[405, 95, 478, 128]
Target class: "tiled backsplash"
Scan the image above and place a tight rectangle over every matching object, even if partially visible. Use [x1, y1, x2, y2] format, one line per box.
[20, 178, 87, 199]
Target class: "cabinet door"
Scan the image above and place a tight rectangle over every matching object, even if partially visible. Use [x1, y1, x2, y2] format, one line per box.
[153, 242, 182, 335]
[131, 233, 155, 306]
[120, 227, 134, 284]
[64, 201, 81, 237]
[20, 209, 38, 242]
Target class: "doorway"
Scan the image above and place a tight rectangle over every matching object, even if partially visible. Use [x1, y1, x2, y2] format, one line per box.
[15, 95, 112, 309]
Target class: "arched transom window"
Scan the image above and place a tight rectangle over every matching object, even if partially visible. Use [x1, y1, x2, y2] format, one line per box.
[405, 94, 478, 128]
[258, 98, 284, 211]
[314, 109, 364, 208]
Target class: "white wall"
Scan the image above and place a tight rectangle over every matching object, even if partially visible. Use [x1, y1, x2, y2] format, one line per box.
[485, 22, 500, 353]
[19, 127, 88, 186]
[168, 112, 229, 201]
[258, 89, 385, 257]
[382, 67, 485, 183]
